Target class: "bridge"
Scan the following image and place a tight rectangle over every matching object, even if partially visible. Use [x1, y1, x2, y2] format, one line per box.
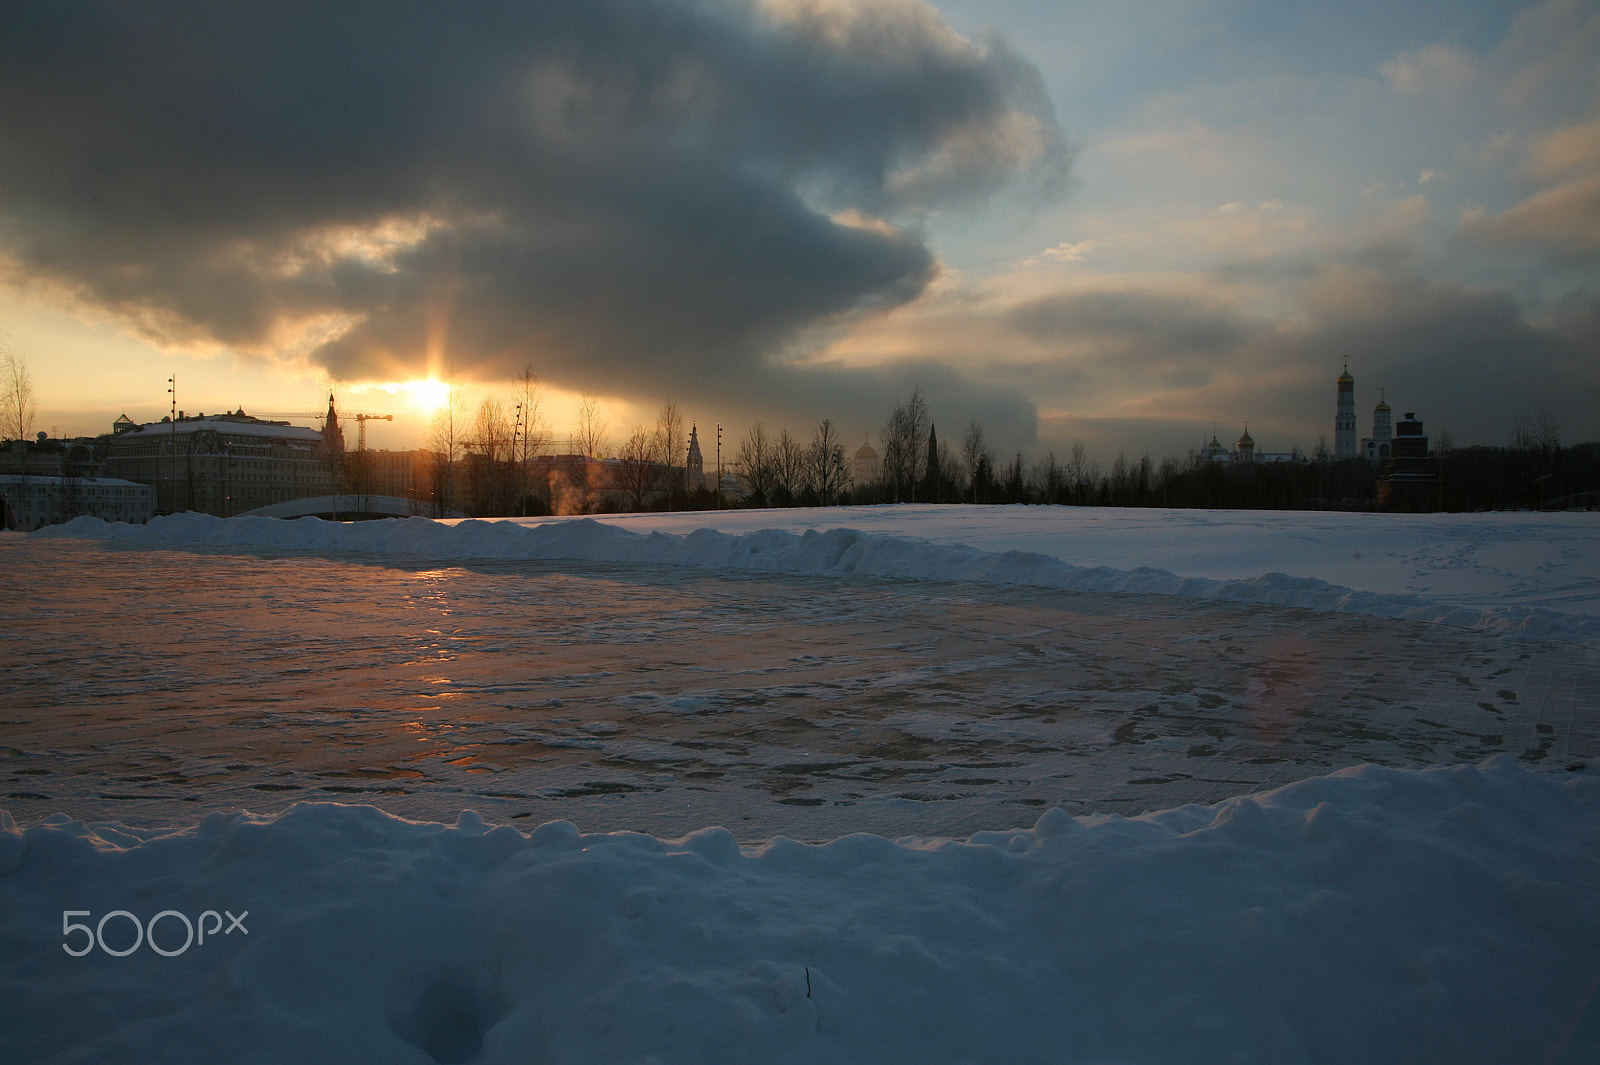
[239, 495, 463, 520]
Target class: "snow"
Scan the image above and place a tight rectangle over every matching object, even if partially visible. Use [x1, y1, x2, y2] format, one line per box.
[5, 505, 1600, 1063]
[33, 504, 1600, 644]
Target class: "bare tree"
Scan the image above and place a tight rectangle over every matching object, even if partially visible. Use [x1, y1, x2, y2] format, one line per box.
[1, 344, 37, 443]
[1030, 452, 1067, 504]
[465, 396, 517, 515]
[513, 366, 552, 462]
[426, 387, 464, 516]
[960, 420, 992, 503]
[653, 402, 684, 467]
[737, 422, 780, 504]
[1069, 439, 1090, 503]
[615, 423, 662, 510]
[806, 419, 850, 506]
[1512, 409, 1563, 508]
[1512, 410, 1562, 456]
[576, 393, 608, 457]
[773, 427, 806, 502]
[510, 366, 551, 514]
[880, 387, 929, 503]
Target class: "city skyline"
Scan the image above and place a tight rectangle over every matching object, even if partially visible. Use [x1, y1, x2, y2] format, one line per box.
[3, 0, 1597, 463]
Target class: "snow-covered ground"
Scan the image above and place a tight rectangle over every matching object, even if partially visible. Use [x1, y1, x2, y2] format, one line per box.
[4, 505, 1599, 1063]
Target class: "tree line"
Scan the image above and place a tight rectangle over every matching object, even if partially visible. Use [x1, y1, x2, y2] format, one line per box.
[420, 382, 1597, 517]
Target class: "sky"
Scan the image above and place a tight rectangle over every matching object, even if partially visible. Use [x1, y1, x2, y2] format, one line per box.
[2, 0, 1596, 464]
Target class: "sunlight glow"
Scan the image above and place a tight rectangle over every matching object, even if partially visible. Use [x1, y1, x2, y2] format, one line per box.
[369, 378, 453, 417]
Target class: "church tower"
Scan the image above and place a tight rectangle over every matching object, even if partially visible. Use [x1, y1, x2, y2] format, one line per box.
[1369, 391, 1392, 460]
[321, 391, 345, 455]
[1334, 361, 1357, 458]
[686, 424, 706, 492]
[1236, 424, 1257, 463]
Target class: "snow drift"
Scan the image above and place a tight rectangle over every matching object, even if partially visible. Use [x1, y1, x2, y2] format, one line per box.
[4, 757, 1598, 1064]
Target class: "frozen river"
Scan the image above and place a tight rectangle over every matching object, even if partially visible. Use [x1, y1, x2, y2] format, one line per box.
[7, 537, 1596, 840]
[7, 510, 1600, 1065]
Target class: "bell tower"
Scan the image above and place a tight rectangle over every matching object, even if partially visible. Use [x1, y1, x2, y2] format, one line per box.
[1335, 360, 1357, 459]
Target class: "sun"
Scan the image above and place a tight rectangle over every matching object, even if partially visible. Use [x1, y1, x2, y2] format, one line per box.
[399, 378, 452, 417]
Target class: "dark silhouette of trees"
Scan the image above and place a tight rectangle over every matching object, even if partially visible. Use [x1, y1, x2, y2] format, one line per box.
[880, 388, 929, 503]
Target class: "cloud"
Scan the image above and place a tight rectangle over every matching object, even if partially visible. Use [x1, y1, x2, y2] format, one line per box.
[1380, 42, 1475, 95]
[1460, 173, 1600, 263]
[1009, 288, 1256, 368]
[1519, 116, 1600, 183]
[1457, 113, 1600, 266]
[805, 234, 1600, 456]
[1022, 239, 1100, 266]
[0, 0, 1064, 409]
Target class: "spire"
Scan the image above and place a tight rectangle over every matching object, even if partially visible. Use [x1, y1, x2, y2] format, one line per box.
[321, 391, 345, 453]
[686, 424, 705, 491]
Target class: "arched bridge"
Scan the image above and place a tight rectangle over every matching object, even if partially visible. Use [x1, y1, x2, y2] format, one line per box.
[239, 495, 462, 520]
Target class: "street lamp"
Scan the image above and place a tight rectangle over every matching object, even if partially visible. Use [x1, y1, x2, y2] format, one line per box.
[166, 375, 176, 513]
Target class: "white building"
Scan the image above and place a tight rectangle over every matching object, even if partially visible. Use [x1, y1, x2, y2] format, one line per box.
[852, 436, 880, 486]
[1200, 426, 1306, 465]
[1335, 362, 1358, 458]
[1, 475, 156, 531]
[1361, 394, 1394, 461]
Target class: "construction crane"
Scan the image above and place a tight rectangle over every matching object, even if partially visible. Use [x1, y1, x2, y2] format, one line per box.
[250, 409, 394, 450]
[352, 413, 392, 451]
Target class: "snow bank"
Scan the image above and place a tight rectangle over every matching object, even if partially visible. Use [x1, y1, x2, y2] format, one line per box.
[3, 757, 1596, 1064]
[38, 508, 1600, 648]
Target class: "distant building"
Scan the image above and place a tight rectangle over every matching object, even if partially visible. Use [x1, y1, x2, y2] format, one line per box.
[346, 448, 435, 503]
[852, 436, 880, 486]
[1361, 393, 1394, 461]
[103, 408, 340, 515]
[1335, 362, 1359, 458]
[1, 474, 156, 531]
[1377, 411, 1439, 511]
[686, 425, 706, 492]
[1338, 365, 1419, 466]
[1, 436, 104, 479]
[1199, 425, 1306, 465]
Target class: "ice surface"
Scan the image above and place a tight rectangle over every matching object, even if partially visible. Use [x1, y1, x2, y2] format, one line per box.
[35, 504, 1600, 644]
[4, 505, 1599, 1062]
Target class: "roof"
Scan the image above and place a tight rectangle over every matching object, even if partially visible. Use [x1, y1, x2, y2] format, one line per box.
[117, 416, 324, 443]
[1, 474, 154, 488]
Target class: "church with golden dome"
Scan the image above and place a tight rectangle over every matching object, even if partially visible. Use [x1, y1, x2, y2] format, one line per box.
[1337, 363, 1414, 462]
[1199, 423, 1304, 465]
[851, 435, 880, 486]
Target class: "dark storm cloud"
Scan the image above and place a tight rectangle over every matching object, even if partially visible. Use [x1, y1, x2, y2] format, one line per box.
[1005, 288, 1259, 391]
[1009, 289, 1255, 356]
[979, 247, 1598, 452]
[0, 0, 1063, 398]
[1285, 262, 1598, 444]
